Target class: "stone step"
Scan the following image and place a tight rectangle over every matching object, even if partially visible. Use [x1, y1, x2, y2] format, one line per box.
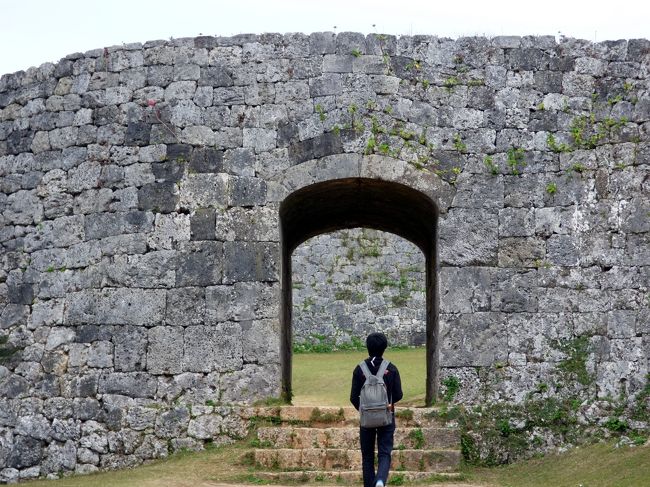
[254, 448, 461, 472]
[254, 470, 463, 483]
[242, 405, 448, 428]
[257, 425, 460, 450]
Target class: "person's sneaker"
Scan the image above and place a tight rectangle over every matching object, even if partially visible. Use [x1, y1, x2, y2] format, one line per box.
[375, 481, 384, 487]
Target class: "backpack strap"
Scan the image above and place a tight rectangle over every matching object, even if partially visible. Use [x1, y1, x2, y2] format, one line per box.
[377, 359, 390, 379]
[377, 359, 392, 405]
[359, 360, 372, 379]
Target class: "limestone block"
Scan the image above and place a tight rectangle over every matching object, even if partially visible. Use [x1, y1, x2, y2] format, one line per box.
[112, 326, 147, 372]
[125, 407, 157, 431]
[439, 312, 508, 367]
[309, 74, 343, 97]
[214, 206, 279, 242]
[534, 207, 572, 236]
[4, 190, 43, 225]
[222, 241, 279, 283]
[164, 81, 196, 101]
[242, 128, 276, 153]
[243, 83, 276, 106]
[16, 414, 52, 441]
[166, 287, 205, 326]
[624, 233, 649, 266]
[138, 144, 166, 163]
[241, 319, 280, 363]
[498, 237, 546, 268]
[439, 266, 491, 314]
[84, 211, 154, 240]
[147, 327, 184, 375]
[134, 434, 168, 461]
[76, 447, 99, 465]
[207, 83, 244, 104]
[86, 341, 113, 368]
[98, 373, 158, 398]
[172, 64, 200, 82]
[453, 175, 504, 209]
[181, 125, 216, 145]
[213, 127, 243, 148]
[98, 234, 148, 257]
[49, 126, 78, 150]
[24, 214, 85, 252]
[7, 436, 42, 469]
[229, 176, 268, 206]
[607, 310, 637, 339]
[621, 197, 650, 234]
[491, 269, 538, 313]
[547, 234, 580, 267]
[178, 173, 229, 209]
[275, 81, 309, 103]
[220, 364, 279, 404]
[45, 327, 76, 351]
[183, 323, 242, 373]
[199, 66, 233, 87]
[41, 440, 76, 474]
[189, 147, 224, 173]
[169, 100, 202, 127]
[65, 289, 165, 326]
[190, 208, 216, 241]
[309, 32, 336, 55]
[499, 207, 535, 237]
[187, 414, 222, 439]
[175, 241, 223, 287]
[158, 145, 189, 168]
[136, 182, 179, 214]
[439, 208, 498, 266]
[147, 213, 190, 250]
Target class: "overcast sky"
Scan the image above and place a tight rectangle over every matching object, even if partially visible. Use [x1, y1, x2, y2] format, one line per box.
[2, 0, 648, 76]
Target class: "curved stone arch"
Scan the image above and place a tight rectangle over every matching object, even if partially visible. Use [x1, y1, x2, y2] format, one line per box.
[274, 154, 452, 405]
[270, 154, 454, 210]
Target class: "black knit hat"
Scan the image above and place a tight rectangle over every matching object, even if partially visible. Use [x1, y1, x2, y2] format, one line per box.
[366, 332, 388, 357]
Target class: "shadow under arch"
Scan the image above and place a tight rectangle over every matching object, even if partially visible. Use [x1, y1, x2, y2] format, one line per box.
[279, 177, 440, 406]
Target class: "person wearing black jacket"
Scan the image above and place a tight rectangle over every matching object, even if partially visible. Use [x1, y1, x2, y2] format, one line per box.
[350, 332, 403, 487]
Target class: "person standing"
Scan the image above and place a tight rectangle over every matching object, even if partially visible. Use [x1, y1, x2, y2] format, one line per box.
[350, 332, 403, 487]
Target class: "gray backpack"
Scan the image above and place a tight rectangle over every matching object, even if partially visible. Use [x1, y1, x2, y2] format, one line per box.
[358, 359, 392, 428]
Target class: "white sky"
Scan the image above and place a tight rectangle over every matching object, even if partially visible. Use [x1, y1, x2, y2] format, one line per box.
[1, 0, 648, 76]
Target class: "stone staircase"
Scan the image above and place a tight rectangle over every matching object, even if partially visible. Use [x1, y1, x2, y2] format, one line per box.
[245, 406, 461, 483]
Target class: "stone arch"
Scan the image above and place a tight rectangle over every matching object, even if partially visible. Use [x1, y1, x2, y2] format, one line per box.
[274, 154, 448, 405]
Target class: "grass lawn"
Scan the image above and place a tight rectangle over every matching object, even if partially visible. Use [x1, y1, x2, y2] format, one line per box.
[292, 347, 427, 406]
[467, 441, 650, 487]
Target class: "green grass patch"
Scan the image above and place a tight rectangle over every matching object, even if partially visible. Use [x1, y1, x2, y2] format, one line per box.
[18, 438, 253, 487]
[292, 348, 426, 406]
[469, 441, 650, 487]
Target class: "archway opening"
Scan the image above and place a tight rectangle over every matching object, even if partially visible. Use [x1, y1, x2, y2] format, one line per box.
[279, 177, 439, 406]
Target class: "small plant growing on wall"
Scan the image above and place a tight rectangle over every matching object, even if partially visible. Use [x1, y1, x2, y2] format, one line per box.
[484, 156, 499, 175]
[452, 134, 467, 153]
[442, 376, 461, 402]
[506, 147, 526, 175]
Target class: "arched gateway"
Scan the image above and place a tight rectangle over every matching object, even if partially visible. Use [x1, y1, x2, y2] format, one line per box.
[275, 154, 444, 404]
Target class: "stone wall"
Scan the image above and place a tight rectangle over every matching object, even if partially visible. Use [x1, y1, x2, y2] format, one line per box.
[293, 229, 426, 347]
[0, 32, 648, 480]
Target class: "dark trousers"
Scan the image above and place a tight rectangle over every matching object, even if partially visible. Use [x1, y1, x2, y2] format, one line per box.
[359, 419, 395, 487]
